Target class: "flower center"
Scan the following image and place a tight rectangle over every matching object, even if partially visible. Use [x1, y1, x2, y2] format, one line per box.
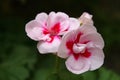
[50, 23, 60, 35]
[73, 43, 86, 54]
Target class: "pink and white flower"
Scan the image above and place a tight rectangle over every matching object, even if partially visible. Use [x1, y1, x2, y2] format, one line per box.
[58, 24, 104, 74]
[25, 12, 80, 54]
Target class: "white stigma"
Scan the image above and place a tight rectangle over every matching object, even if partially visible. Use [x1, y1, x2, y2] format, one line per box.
[73, 43, 86, 54]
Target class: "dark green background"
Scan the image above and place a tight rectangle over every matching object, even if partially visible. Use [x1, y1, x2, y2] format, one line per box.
[0, 0, 120, 80]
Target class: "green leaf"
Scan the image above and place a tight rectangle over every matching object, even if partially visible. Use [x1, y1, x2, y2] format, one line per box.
[0, 45, 37, 80]
[33, 55, 55, 80]
[83, 67, 120, 80]
[98, 68, 120, 80]
[82, 71, 97, 80]
[0, 65, 29, 80]
[0, 70, 8, 80]
[4, 45, 37, 69]
[34, 68, 52, 80]
[46, 73, 60, 80]
[59, 69, 84, 80]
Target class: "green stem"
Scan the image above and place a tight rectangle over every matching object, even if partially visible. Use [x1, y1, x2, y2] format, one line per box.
[46, 53, 60, 80]
[54, 53, 59, 73]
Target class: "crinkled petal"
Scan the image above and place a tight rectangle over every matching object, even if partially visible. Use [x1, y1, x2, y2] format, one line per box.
[58, 20, 69, 35]
[78, 12, 93, 26]
[47, 12, 55, 28]
[58, 31, 76, 58]
[54, 12, 69, 23]
[47, 12, 69, 29]
[68, 18, 80, 31]
[88, 47, 104, 70]
[35, 12, 48, 24]
[25, 20, 44, 41]
[65, 55, 90, 74]
[78, 24, 97, 34]
[80, 32, 104, 49]
[37, 36, 61, 54]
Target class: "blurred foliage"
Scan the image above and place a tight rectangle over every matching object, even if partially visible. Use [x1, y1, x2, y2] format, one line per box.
[0, 0, 120, 80]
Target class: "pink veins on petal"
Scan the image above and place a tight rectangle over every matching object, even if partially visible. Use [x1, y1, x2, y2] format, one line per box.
[82, 49, 91, 58]
[66, 41, 74, 52]
[43, 28, 49, 35]
[43, 23, 60, 35]
[75, 32, 82, 43]
[66, 32, 91, 60]
[42, 23, 61, 43]
[51, 23, 60, 35]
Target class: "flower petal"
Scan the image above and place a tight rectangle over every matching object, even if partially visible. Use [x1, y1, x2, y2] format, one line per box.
[25, 20, 44, 41]
[88, 48, 104, 70]
[65, 55, 90, 74]
[37, 36, 61, 54]
[58, 31, 76, 58]
[78, 24, 97, 34]
[80, 32, 104, 49]
[55, 12, 69, 22]
[35, 12, 48, 24]
[58, 20, 69, 35]
[69, 18, 80, 31]
[47, 12, 69, 29]
[78, 12, 93, 26]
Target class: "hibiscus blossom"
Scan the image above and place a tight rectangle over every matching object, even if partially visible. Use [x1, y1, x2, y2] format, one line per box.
[58, 23, 104, 74]
[25, 12, 80, 53]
